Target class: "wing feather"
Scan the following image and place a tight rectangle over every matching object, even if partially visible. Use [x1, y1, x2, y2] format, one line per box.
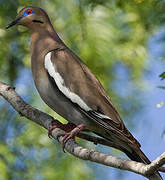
[44, 48, 140, 147]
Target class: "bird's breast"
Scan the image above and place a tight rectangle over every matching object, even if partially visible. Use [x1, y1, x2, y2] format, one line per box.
[31, 54, 68, 118]
[30, 53, 94, 128]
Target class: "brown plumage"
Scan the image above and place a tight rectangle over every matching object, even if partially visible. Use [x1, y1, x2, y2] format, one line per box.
[6, 6, 162, 179]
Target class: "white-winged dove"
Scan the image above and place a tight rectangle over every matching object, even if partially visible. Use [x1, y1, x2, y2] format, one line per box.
[6, 7, 162, 179]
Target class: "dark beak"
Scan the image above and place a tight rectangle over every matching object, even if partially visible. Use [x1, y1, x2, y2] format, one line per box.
[6, 17, 22, 29]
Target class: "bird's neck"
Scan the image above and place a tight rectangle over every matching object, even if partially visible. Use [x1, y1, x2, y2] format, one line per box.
[30, 24, 64, 57]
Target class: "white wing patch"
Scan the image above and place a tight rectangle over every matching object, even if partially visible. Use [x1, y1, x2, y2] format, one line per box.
[44, 52, 91, 111]
[93, 112, 111, 119]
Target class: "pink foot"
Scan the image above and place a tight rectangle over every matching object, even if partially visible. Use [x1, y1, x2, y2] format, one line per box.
[48, 120, 76, 138]
[56, 124, 86, 152]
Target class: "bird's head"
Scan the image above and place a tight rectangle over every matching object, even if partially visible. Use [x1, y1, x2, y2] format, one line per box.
[6, 6, 51, 30]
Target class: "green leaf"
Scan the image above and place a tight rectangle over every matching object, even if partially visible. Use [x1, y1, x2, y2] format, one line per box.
[157, 86, 165, 89]
[159, 72, 165, 80]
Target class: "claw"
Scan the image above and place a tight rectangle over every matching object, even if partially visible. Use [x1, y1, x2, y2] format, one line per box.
[48, 125, 57, 138]
[48, 121, 85, 152]
[48, 120, 64, 138]
[48, 121, 76, 138]
[57, 124, 86, 152]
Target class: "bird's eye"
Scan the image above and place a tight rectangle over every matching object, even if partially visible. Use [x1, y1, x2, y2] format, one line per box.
[26, 9, 33, 15]
[24, 9, 34, 16]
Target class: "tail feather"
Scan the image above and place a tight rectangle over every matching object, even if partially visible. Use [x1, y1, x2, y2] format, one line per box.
[94, 132, 163, 179]
[123, 147, 151, 164]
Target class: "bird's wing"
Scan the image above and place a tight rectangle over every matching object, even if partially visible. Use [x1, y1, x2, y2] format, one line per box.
[44, 48, 140, 147]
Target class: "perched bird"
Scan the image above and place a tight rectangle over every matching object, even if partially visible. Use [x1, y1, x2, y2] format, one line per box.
[6, 6, 162, 179]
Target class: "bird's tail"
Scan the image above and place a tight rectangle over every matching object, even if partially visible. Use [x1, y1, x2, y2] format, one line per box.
[122, 147, 163, 180]
[94, 132, 163, 179]
[123, 147, 150, 164]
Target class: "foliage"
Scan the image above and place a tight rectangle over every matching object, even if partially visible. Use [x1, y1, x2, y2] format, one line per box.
[159, 72, 165, 81]
[0, 0, 164, 180]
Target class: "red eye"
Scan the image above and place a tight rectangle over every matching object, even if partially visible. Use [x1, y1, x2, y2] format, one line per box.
[26, 9, 32, 15]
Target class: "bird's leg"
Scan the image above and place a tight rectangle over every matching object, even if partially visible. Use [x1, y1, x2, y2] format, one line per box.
[48, 120, 76, 138]
[56, 124, 86, 152]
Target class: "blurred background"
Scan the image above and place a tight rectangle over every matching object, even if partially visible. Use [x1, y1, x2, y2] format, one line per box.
[0, 0, 165, 179]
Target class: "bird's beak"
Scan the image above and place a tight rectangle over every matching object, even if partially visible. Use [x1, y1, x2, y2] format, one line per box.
[6, 16, 22, 29]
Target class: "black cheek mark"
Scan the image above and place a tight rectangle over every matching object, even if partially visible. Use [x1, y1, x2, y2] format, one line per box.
[32, 20, 44, 24]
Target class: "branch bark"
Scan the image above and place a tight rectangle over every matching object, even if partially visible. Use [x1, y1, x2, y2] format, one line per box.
[0, 81, 164, 179]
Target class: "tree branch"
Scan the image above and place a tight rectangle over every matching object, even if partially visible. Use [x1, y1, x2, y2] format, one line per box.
[0, 81, 164, 179]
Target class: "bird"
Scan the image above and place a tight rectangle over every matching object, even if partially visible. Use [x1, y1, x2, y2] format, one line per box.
[6, 6, 162, 179]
